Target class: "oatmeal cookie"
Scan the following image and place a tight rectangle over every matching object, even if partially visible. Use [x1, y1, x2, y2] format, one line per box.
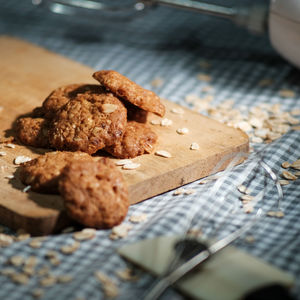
[59, 158, 129, 228]
[105, 121, 157, 158]
[93, 70, 165, 117]
[19, 151, 93, 193]
[48, 92, 127, 154]
[123, 101, 148, 123]
[42, 84, 104, 117]
[15, 117, 49, 148]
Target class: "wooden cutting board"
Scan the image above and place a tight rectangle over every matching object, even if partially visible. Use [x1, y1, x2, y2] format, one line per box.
[0, 36, 249, 235]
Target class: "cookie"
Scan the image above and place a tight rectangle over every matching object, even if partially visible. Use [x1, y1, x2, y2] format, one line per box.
[48, 92, 127, 154]
[105, 121, 157, 158]
[123, 101, 148, 123]
[42, 84, 104, 118]
[15, 117, 49, 148]
[93, 70, 165, 117]
[19, 151, 93, 194]
[59, 158, 129, 228]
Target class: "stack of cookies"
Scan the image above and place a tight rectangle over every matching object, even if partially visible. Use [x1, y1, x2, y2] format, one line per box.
[15, 70, 166, 229]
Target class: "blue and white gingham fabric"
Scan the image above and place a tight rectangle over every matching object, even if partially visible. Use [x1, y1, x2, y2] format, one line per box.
[0, 1, 300, 299]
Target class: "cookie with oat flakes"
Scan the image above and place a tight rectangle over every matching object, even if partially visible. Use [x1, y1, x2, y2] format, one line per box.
[15, 117, 49, 148]
[93, 70, 165, 117]
[59, 158, 129, 228]
[105, 121, 157, 158]
[48, 92, 127, 154]
[19, 151, 93, 194]
[42, 84, 104, 118]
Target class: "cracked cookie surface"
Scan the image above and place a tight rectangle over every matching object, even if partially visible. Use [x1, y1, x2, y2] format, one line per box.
[42, 84, 104, 118]
[48, 92, 127, 154]
[93, 70, 165, 117]
[59, 158, 129, 228]
[19, 151, 93, 193]
[105, 121, 157, 158]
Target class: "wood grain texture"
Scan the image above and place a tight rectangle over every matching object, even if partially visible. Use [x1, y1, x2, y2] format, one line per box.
[0, 36, 249, 235]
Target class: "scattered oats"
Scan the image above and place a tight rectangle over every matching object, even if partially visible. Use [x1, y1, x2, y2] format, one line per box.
[61, 226, 75, 234]
[170, 107, 184, 114]
[176, 127, 189, 135]
[245, 235, 255, 243]
[267, 131, 282, 141]
[294, 171, 300, 176]
[291, 159, 300, 170]
[237, 185, 251, 194]
[251, 136, 263, 143]
[0, 151, 6, 156]
[279, 179, 290, 186]
[29, 240, 42, 249]
[23, 266, 35, 277]
[115, 159, 133, 166]
[25, 256, 38, 269]
[102, 104, 118, 114]
[243, 203, 253, 214]
[249, 117, 263, 128]
[150, 119, 160, 125]
[32, 288, 44, 299]
[1, 268, 15, 276]
[73, 228, 96, 241]
[258, 78, 273, 87]
[37, 266, 50, 277]
[282, 170, 297, 180]
[9, 255, 25, 267]
[22, 185, 31, 193]
[184, 189, 195, 195]
[240, 194, 254, 202]
[11, 272, 29, 285]
[60, 241, 80, 254]
[5, 143, 15, 149]
[281, 161, 291, 169]
[49, 257, 61, 266]
[155, 150, 171, 158]
[291, 108, 300, 116]
[190, 142, 200, 150]
[236, 121, 252, 132]
[187, 228, 203, 237]
[150, 77, 164, 88]
[110, 224, 132, 240]
[57, 274, 73, 283]
[122, 163, 140, 170]
[14, 155, 32, 165]
[40, 275, 57, 287]
[267, 210, 285, 218]
[254, 128, 269, 139]
[116, 268, 138, 281]
[173, 188, 184, 195]
[94, 271, 119, 298]
[129, 213, 148, 223]
[0, 233, 14, 247]
[287, 116, 300, 125]
[292, 125, 300, 131]
[197, 73, 212, 82]
[279, 89, 295, 98]
[160, 118, 173, 127]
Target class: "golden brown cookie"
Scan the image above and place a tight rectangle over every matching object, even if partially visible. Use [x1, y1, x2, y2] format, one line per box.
[48, 92, 127, 154]
[15, 117, 49, 148]
[19, 151, 93, 194]
[59, 158, 129, 228]
[42, 84, 104, 118]
[105, 121, 157, 158]
[93, 70, 165, 117]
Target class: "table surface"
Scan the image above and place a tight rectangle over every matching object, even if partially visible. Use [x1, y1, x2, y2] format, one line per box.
[0, 1, 299, 299]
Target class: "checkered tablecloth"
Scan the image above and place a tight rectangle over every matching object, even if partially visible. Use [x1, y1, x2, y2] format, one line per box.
[0, 1, 300, 299]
